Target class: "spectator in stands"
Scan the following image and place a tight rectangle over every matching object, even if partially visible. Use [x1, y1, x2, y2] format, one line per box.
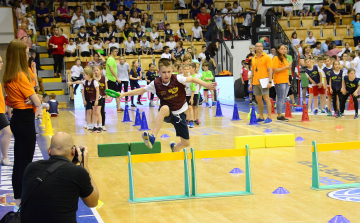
[116, 14, 126, 32]
[86, 11, 98, 28]
[208, 3, 218, 18]
[298, 40, 304, 55]
[313, 42, 321, 56]
[134, 25, 145, 43]
[140, 36, 151, 55]
[177, 22, 188, 42]
[150, 25, 159, 43]
[123, 23, 132, 39]
[89, 25, 99, 45]
[84, 3, 94, 19]
[98, 8, 115, 33]
[15, 2, 25, 27]
[88, 52, 105, 67]
[291, 32, 300, 48]
[328, 43, 341, 59]
[129, 11, 141, 31]
[191, 21, 204, 42]
[101, 3, 112, 14]
[49, 27, 69, 77]
[224, 11, 240, 40]
[298, 5, 311, 17]
[166, 35, 176, 51]
[207, 39, 220, 58]
[178, 0, 186, 10]
[152, 38, 163, 54]
[221, 2, 232, 13]
[77, 26, 89, 42]
[71, 9, 86, 34]
[79, 38, 91, 57]
[65, 38, 77, 57]
[326, 0, 340, 26]
[124, 0, 134, 11]
[36, 1, 49, 33]
[41, 16, 52, 35]
[353, 0, 360, 15]
[93, 38, 106, 55]
[161, 46, 172, 59]
[204, 0, 214, 8]
[116, 5, 127, 20]
[313, 4, 323, 16]
[20, 132, 99, 222]
[172, 41, 186, 61]
[190, 0, 201, 19]
[108, 36, 120, 55]
[318, 8, 327, 25]
[49, 10, 57, 25]
[105, 25, 116, 43]
[130, 3, 141, 15]
[164, 23, 174, 42]
[17, 22, 31, 49]
[197, 6, 212, 41]
[305, 31, 316, 46]
[56, 1, 71, 23]
[124, 36, 136, 55]
[269, 47, 276, 59]
[339, 42, 353, 56]
[142, 13, 153, 32]
[321, 37, 333, 56]
[109, 0, 118, 11]
[283, 6, 293, 17]
[232, 2, 242, 14]
[352, 14, 360, 47]
[20, 0, 27, 16]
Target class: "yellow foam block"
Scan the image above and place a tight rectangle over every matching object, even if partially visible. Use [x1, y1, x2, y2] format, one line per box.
[265, 134, 295, 148]
[234, 135, 265, 149]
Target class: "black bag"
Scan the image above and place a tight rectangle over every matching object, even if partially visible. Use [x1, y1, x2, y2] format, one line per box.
[0, 160, 68, 223]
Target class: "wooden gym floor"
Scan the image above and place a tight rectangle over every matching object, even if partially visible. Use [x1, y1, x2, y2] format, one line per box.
[28, 101, 360, 222]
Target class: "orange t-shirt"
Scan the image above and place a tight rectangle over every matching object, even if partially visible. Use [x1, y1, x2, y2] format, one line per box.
[28, 67, 36, 87]
[4, 72, 36, 113]
[251, 52, 273, 85]
[0, 84, 6, 114]
[272, 56, 289, 84]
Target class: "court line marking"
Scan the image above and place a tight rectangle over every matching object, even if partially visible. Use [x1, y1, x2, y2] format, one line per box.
[277, 122, 322, 132]
[91, 208, 104, 223]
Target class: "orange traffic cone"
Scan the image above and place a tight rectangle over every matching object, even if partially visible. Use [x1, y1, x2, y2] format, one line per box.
[284, 101, 293, 118]
[43, 112, 54, 136]
[348, 95, 355, 111]
[39, 109, 46, 127]
[270, 98, 276, 114]
[301, 103, 310, 122]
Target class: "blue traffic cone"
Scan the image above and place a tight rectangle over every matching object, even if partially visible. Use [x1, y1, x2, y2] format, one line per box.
[328, 215, 350, 223]
[139, 111, 150, 131]
[122, 105, 132, 122]
[248, 106, 258, 125]
[133, 108, 141, 126]
[214, 100, 224, 117]
[231, 104, 241, 121]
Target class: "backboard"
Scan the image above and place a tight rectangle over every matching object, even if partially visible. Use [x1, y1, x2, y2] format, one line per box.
[262, 0, 325, 7]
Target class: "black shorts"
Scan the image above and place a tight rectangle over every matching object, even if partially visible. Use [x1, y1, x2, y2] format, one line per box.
[164, 111, 189, 140]
[98, 97, 105, 107]
[0, 113, 9, 130]
[186, 94, 198, 106]
[107, 80, 118, 92]
[86, 100, 95, 110]
[203, 89, 209, 91]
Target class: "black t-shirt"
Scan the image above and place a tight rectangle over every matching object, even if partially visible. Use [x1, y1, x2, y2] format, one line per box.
[323, 66, 333, 85]
[329, 70, 343, 90]
[305, 65, 321, 84]
[146, 71, 157, 82]
[21, 155, 94, 223]
[344, 76, 360, 93]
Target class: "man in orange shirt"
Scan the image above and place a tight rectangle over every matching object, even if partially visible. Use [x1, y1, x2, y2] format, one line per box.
[249, 42, 273, 123]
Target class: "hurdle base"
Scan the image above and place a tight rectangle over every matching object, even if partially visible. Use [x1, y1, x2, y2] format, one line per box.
[311, 183, 360, 191]
[128, 195, 190, 203]
[193, 191, 253, 198]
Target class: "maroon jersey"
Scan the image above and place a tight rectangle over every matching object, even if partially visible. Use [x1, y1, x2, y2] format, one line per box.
[154, 74, 186, 111]
[84, 79, 96, 101]
[98, 76, 106, 97]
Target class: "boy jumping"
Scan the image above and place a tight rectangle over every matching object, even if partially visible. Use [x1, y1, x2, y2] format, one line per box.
[119, 59, 215, 152]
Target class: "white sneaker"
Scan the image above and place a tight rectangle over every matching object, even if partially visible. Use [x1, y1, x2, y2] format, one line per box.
[0, 158, 12, 166]
[102, 126, 106, 131]
[83, 123, 87, 129]
[87, 125, 93, 130]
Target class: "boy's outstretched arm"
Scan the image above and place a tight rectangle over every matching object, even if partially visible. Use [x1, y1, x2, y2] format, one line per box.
[186, 77, 216, 90]
[120, 88, 147, 98]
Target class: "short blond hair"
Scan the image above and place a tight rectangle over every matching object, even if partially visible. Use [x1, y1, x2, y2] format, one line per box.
[84, 66, 94, 79]
[158, 58, 172, 70]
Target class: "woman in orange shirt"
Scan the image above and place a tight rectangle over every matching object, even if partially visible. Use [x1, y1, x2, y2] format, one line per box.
[273, 44, 292, 122]
[3, 40, 41, 204]
[0, 56, 13, 166]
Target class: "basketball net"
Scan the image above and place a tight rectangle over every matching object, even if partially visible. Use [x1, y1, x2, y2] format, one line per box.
[291, 0, 305, 11]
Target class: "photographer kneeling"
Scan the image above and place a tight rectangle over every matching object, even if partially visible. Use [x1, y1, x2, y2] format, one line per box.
[20, 132, 99, 223]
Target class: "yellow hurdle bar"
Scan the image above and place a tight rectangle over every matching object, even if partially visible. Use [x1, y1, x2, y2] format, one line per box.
[194, 148, 247, 159]
[312, 141, 360, 152]
[127, 152, 187, 163]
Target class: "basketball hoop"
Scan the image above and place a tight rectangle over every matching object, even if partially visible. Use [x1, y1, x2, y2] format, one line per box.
[291, 0, 305, 11]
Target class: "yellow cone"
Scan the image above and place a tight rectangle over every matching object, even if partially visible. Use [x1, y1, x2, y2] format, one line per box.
[247, 108, 258, 120]
[39, 109, 46, 127]
[43, 112, 54, 136]
[96, 200, 104, 209]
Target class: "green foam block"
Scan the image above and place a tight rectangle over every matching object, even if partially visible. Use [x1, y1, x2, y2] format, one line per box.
[129, 141, 161, 155]
[98, 143, 130, 157]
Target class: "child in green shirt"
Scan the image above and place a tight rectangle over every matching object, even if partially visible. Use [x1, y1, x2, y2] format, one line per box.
[201, 62, 214, 108]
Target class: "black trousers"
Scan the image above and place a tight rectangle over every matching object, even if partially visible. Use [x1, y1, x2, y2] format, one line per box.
[130, 80, 141, 104]
[11, 109, 36, 199]
[71, 75, 83, 93]
[118, 81, 129, 102]
[340, 93, 359, 114]
[332, 89, 342, 113]
[81, 51, 91, 57]
[53, 54, 64, 74]
[99, 97, 106, 126]
[354, 36, 360, 47]
[65, 52, 77, 57]
[244, 80, 249, 97]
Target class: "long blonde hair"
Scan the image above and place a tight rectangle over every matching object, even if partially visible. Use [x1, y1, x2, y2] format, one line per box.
[131, 60, 138, 77]
[3, 40, 30, 84]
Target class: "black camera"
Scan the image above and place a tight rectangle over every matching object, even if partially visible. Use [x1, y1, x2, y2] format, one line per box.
[72, 146, 85, 166]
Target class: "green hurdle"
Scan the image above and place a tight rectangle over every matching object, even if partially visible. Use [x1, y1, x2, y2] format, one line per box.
[311, 140, 360, 190]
